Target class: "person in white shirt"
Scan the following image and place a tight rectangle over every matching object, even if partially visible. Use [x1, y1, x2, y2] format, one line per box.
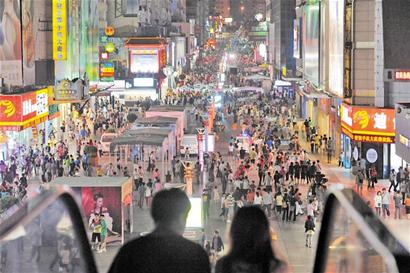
[381, 188, 390, 218]
[374, 191, 382, 216]
[262, 189, 273, 217]
[253, 192, 262, 207]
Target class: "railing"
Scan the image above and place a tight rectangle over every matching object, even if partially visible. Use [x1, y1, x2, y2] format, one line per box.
[314, 189, 410, 273]
[0, 187, 98, 273]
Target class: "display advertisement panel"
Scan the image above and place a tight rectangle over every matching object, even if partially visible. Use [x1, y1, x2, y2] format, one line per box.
[22, 0, 39, 84]
[186, 198, 203, 228]
[133, 77, 154, 87]
[303, 2, 320, 86]
[81, 187, 123, 245]
[0, 89, 48, 125]
[341, 103, 395, 137]
[293, 19, 301, 59]
[328, 0, 344, 96]
[130, 54, 159, 73]
[0, 0, 23, 85]
[52, 0, 67, 60]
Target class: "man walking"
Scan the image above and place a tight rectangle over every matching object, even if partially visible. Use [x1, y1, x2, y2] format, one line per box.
[305, 215, 315, 248]
[211, 230, 224, 262]
[109, 189, 210, 273]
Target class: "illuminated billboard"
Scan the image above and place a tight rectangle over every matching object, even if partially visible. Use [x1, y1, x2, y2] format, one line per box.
[52, 0, 67, 60]
[303, 2, 320, 86]
[186, 198, 203, 228]
[328, 0, 344, 97]
[130, 54, 159, 73]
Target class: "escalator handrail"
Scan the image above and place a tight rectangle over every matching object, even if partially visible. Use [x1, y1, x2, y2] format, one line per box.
[0, 186, 98, 273]
[313, 189, 410, 273]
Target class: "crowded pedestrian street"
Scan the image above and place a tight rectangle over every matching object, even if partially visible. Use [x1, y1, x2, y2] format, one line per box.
[1, 1, 410, 273]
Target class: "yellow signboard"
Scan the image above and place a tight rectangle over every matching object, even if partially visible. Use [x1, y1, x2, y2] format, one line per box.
[52, 0, 67, 60]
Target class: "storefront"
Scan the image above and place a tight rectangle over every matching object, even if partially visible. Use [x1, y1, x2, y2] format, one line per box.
[340, 103, 396, 178]
[0, 89, 50, 160]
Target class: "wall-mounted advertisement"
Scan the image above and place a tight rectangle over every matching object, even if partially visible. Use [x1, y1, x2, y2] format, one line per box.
[302, 1, 320, 86]
[133, 77, 154, 87]
[81, 187, 123, 246]
[52, 0, 67, 60]
[0, 0, 23, 85]
[328, 0, 344, 97]
[130, 54, 159, 73]
[293, 19, 301, 59]
[80, 0, 99, 81]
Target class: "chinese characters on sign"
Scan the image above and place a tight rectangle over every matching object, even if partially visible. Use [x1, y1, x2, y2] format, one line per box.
[341, 103, 395, 143]
[394, 71, 410, 81]
[52, 0, 67, 60]
[0, 89, 49, 127]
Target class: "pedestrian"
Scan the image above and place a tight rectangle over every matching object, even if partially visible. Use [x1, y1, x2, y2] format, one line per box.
[214, 206, 286, 273]
[304, 215, 315, 248]
[381, 188, 390, 218]
[388, 169, 397, 192]
[211, 230, 224, 263]
[393, 191, 402, 219]
[108, 189, 210, 273]
[374, 191, 382, 216]
[356, 169, 364, 195]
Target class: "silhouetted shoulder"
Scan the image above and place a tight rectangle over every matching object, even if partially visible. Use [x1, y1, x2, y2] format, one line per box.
[215, 256, 287, 273]
[109, 234, 210, 273]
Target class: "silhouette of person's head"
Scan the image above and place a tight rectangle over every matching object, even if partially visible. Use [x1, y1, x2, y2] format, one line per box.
[151, 188, 191, 235]
[230, 206, 275, 263]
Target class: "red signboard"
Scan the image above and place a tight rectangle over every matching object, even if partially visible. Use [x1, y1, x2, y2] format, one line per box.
[394, 71, 410, 81]
[340, 103, 395, 143]
[0, 89, 49, 126]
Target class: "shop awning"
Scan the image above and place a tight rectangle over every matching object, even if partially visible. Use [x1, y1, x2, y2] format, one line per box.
[244, 74, 270, 81]
[274, 80, 292, 87]
[110, 134, 166, 152]
[298, 88, 330, 99]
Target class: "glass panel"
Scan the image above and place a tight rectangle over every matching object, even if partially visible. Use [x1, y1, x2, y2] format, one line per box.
[323, 200, 395, 273]
[0, 199, 90, 273]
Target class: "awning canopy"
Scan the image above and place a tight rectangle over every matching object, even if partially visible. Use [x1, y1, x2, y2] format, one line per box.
[244, 74, 270, 81]
[110, 134, 166, 151]
[135, 116, 178, 125]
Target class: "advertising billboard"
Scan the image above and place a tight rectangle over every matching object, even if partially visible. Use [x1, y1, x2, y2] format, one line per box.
[302, 2, 320, 86]
[186, 198, 203, 229]
[130, 54, 159, 73]
[81, 187, 123, 246]
[328, 0, 344, 97]
[0, 89, 49, 126]
[0, 0, 23, 85]
[293, 19, 301, 59]
[341, 103, 395, 143]
[52, 0, 67, 60]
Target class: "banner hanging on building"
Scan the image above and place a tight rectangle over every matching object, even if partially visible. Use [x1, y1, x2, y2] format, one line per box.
[52, 0, 67, 60]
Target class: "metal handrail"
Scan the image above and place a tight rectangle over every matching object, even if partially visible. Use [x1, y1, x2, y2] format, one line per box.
[0, 186, 98, 273]
[314, 189, 410, 273]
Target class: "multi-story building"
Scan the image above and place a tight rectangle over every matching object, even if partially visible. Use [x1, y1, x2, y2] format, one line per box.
[294, 0, 410, 177]
[230, 0, 266, 27]
[267, 0, 296, 79]
[215, 0, 230, 18]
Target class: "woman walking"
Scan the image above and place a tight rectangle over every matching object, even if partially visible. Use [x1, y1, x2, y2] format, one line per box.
[215, 206, 287, 273]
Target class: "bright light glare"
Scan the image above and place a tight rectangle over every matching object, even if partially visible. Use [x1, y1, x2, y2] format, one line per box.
[186, 198, 203, 228]
[229, 53, 235, 59]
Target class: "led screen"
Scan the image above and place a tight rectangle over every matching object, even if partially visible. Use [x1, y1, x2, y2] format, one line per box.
[328, 0, 344, 96]
[130, 54, 159, 73]
[133, 78, 154, 87]
[303, 3, 320, 86]
[186, 198, 203, 228]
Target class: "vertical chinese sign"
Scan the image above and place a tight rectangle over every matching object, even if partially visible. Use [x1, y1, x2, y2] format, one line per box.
[52, 0, 67, 60]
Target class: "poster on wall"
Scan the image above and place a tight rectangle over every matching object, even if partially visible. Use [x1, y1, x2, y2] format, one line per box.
[302, 2, 320, 86]
[21, 0, 37, 84]
[81, 187, 123, 246]
[328, 0, 344, 97]
[0, 0, 23, 85]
